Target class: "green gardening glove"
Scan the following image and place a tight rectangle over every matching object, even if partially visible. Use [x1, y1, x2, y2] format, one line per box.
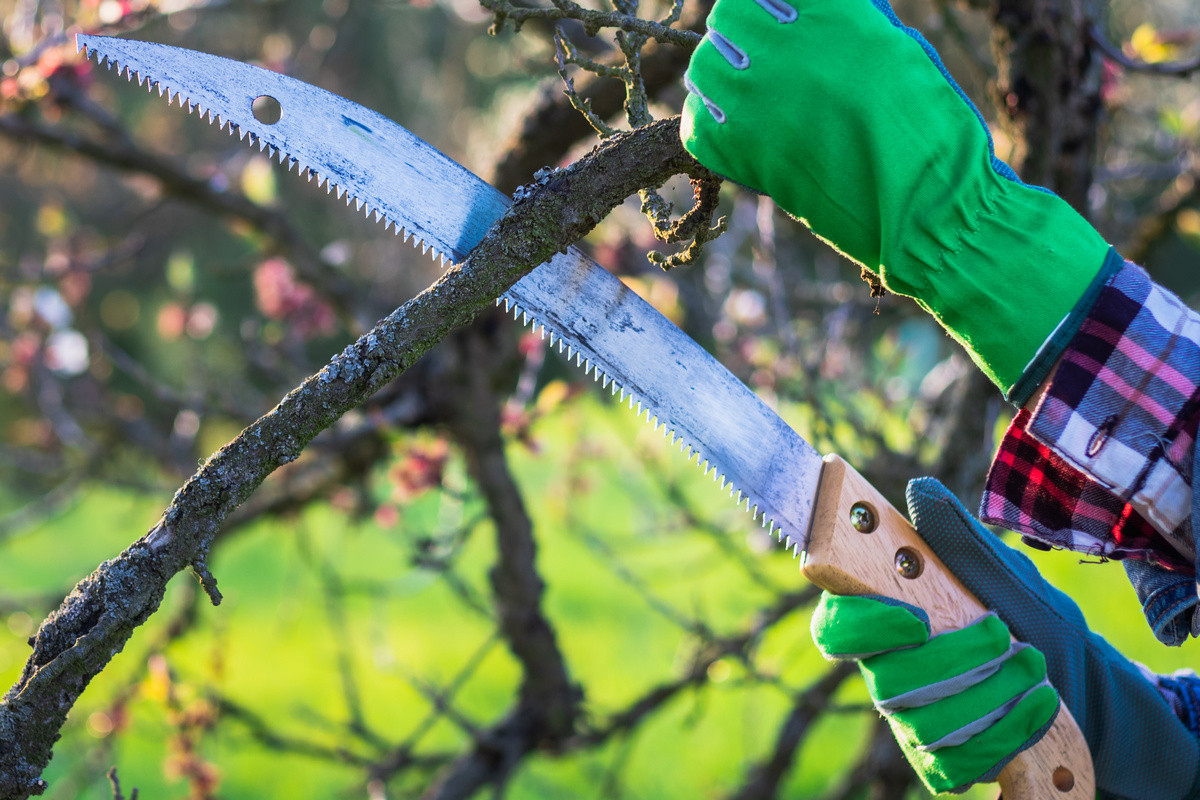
[681, 0, 1117, 401]
[812, 479, 1200, 799]
[811, 594, 1058, 794]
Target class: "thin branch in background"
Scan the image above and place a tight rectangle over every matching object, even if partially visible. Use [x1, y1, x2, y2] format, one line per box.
[1121, 162, 1200, 265]
[555, 27, 621, 138]
[105, 767, 137, 800]
[372, 633, 502, 782]
[724, 661, 858, 800]
[0, 471, 86, 544]
[214, 696, 379, 767]
[1088, 25, 1200, 77]
[403, 676, 485, 741]
[819, 716, 918, 800]
[574, 522, 714, 638]
[636, 447, 788, 593]
[296, 525, 389, 751]
[0, 94, 368, 329]
[571, 587, 818, 747]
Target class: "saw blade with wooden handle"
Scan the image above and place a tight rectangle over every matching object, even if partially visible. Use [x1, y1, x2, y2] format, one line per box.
[76, 33, 1095, 797]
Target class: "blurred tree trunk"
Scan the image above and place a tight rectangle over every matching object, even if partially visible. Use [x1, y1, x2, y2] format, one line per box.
[989, 0, 1104, 211]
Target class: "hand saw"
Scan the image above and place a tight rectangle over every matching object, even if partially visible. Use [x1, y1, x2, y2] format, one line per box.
[76, 34, 1093, 798]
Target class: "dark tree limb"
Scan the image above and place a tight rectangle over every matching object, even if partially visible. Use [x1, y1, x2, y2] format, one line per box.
[0, 116, 696, 800]
[725, 662, 857, 800]
[418, 322, 580, 798]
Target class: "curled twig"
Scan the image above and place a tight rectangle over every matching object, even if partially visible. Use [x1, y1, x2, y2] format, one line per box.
[646, 168, 728, 271]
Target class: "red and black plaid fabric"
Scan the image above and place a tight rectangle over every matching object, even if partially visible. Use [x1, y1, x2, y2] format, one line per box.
[981, 261, 1200, 576]
[984, 409, 1191, 573]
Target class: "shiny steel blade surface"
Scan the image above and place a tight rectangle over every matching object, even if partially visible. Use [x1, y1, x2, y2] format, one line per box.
[77, 35, 825, 549]
[76, 34, 505, 265]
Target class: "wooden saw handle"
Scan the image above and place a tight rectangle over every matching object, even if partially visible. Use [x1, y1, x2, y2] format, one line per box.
[799, 455, 1094, 799]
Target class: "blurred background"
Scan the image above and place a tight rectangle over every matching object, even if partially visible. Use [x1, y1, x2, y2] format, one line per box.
[1, 0, 1199, 797]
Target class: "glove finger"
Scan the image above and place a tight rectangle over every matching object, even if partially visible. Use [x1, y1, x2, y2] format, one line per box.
[885, 644, 1050, 743]
[704, 0, 801, 52]
[862, 613, 1012, 703]
[810, 592, 929, 659]
[897, 684, 1059, 795]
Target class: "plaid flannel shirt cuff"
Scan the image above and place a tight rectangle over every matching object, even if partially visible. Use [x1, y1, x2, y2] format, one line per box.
[1007, 247, 1125, 407]
[982, 259, 1200, 574]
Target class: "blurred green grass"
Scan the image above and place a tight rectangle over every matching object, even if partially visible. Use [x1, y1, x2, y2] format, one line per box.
[2, 392, 1197, 799]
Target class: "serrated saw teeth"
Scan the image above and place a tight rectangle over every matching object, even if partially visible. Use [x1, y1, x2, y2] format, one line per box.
[500, 297, 796, 549]
[80, 35, 818, 552]
[79, 35, 458, 269]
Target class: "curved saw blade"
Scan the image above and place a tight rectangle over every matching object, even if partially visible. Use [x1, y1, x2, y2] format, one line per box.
[76, 34, 825, 550]
[76, 34, 509, 266]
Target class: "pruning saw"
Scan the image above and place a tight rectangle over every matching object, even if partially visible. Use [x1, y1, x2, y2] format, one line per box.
[75, 34, 1093, 798]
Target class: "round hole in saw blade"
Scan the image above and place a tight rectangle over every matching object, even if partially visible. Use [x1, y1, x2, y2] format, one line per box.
[252, 95, 282, 124]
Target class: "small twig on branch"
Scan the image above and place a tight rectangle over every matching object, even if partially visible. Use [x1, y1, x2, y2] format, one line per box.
[555, 28, 621, 138]
[482, 0, 700, 48]
[645, 169, 727, 270]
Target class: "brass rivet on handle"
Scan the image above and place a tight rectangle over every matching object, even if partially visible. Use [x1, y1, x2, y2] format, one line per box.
[1052, 766, 1075, 792]
[849, 502, 877, 533]
[894, 547, 923, 579]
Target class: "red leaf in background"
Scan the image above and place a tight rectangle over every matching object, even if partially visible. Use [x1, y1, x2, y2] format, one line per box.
[390, 440, 449, 500]
[252, 257, 336, 338]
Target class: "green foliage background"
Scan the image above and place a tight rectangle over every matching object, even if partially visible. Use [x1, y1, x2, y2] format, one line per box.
[2, 0, 1200, 797]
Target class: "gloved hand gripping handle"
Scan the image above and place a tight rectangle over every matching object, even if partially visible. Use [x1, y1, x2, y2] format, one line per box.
[800, 455, 1094, 798]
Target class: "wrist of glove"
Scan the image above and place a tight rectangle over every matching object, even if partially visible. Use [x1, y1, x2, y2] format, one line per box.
[681, 0, 1113, 399]
[808, 478, 1200, 799]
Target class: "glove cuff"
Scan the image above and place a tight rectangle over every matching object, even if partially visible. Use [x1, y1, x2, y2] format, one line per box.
[880, 173, 1113, 395]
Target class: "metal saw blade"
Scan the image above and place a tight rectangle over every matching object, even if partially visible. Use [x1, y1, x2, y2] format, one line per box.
[77, 34, 825, 550]
[76, 34, 506, 266]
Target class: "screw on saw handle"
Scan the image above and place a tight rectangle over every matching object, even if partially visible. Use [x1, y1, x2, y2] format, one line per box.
[799, 455, 1094, 799]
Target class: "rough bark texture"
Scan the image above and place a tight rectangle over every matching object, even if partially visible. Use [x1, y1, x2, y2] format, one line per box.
[0, 117, 695, 800]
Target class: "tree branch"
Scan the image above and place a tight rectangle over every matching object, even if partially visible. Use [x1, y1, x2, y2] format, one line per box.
[481, 0, 700, 49]
[0, 116, 696, 800]
[725, 662, 857, 800]
[0, 107, 367, 327]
